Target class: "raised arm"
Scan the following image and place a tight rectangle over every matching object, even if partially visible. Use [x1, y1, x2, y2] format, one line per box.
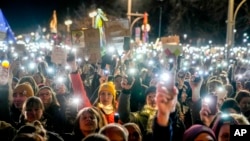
[67, 54, 91, 109]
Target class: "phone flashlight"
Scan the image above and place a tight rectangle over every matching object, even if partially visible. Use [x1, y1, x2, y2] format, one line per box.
[71, 97, 80, 105]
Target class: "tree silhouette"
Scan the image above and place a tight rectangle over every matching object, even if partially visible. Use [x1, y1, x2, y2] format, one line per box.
[70, 0, 250, 45]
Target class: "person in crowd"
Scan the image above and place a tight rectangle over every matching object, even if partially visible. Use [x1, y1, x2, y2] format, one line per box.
[10, 83, 34, 128]
[211, 113, 244, 141]
[113, 74, 123, 100]
[62, 107, 107, 141]
[17, 96, 44, 128]
[33, 72, 46, 88]
[52, 81, 72, 132]
[220, 98, 241, 114]
[17, 96, 61, 135]
[66, 54, 92, 109]
[224, 84, 235, 98]
[12, 133, 45, 141]
[151, 81, 186, 141]
[244, 80, 250, 91]
[182, 124, 216, 141]
[230, 113, 250, 125]
[120, 76, 186, 141]
[99, 123, 129, 141]
[118, 85, 157, 141]
[82, 133, 110, 141]
[123, 123, 142, 141]
[0, 64, 11, 122]
[235, 89, 250, 121]
[206, 79, 227, 108]
[18, 76, 39, 95]
[16, 120, 64, 141]
[93, 82, 118, 123]
[36, 86, 65, 133]
[0, 120, 17, 141]
[12, 77, 19, 90]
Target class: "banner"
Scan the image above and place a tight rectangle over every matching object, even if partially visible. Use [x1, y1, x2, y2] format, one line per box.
[83, 28, 101, 64]
[161, 36, 182, 56]
[51, 46, 67, 65]
[105, 19, 130, 51]
[71, 30, 85, 48]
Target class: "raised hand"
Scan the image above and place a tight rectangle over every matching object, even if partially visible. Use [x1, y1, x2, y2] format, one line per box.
[121, 76, 135, 90]
[0, 66, 9, 85]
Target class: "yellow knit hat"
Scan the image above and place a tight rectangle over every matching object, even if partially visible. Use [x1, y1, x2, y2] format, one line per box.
[13, 83, 34, 98]
[98, 82, 116, 99]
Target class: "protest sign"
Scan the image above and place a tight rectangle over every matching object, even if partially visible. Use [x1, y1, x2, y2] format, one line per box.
[51, 46, 67, 65]
[83, 28, 101, 64]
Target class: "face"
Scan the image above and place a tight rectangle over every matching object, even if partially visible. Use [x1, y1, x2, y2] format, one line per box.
[79, 111, 98, 133]
[146, 92, 156, 108]
[99, 91, 113, 106]
[194, 133, 214, 141]
[218, 124, 230, 141]
[13, 91, 28, 110]
[239, 97, 250, 113]
[125, 126, 142, 141]
[37, 89, 52, 107]
[24, 107, 43, 123]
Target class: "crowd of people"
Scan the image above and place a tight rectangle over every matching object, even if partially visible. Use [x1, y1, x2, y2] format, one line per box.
[0, 44, 250, 141]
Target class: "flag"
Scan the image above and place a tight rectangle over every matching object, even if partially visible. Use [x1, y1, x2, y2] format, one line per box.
[0, 9, 16, 43]
[94, 8, 108, 55]
[50, 10, 57, 33]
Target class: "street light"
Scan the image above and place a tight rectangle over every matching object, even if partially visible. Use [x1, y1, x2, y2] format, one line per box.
[64, 19, 72, 32]
[89, 11, 97, 28]
[64, 8, 72, 33]
[226, 0, 246, 60]
[157, 0, 164, 38]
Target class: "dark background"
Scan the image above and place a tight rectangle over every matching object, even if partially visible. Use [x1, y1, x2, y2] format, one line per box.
[1, 0, 250, 45]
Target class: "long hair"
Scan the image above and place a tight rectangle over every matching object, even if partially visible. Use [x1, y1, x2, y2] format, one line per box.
[36, 86, 60, 107]
[73, 107, 107, 137]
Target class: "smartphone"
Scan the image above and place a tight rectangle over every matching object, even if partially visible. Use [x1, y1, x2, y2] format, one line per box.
[204, 95, 218, 115]
[67, 53, 75, 62]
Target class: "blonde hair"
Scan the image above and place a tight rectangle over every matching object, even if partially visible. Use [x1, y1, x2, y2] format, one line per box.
[230, 113, 250, 125]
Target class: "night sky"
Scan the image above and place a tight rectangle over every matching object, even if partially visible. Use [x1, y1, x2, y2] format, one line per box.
[0, 0, 82, 35]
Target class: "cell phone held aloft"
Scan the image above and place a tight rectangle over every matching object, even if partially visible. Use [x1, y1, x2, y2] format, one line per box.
[204, 95, 218, 115]
[67, 53, 75, 62]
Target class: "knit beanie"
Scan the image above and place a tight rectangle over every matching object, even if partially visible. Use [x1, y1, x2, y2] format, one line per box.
[98, 82, 116, 100]
[183, 124, 216, 141]
[13, 83, 34, 98]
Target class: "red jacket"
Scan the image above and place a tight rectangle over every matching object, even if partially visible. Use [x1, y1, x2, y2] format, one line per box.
[70, 73, 91, 109]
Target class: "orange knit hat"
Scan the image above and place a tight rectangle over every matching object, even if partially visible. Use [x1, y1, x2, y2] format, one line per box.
[98, 82, 116, 99]
[13, 83, 34, 98]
